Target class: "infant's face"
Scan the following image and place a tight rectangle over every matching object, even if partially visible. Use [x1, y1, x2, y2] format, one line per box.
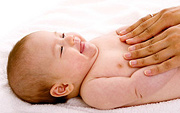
[27, 31, 98, 83]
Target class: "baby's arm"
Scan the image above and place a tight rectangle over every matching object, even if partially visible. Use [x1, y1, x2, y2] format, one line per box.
[81, 66, 176, 110]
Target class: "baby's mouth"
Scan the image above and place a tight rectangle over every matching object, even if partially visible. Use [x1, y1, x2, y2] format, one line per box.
[74, 37, 85, 53]
[80, 41, 85, 53]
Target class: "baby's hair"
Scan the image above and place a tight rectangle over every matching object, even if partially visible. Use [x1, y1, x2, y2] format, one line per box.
[7, 34, 67, 104]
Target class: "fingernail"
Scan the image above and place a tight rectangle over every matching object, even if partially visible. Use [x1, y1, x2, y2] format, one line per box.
[120, 35, 127, 41]
[144, 70, 152, 75]
[129, 60, 137, 66]
[124, 52, 131, 58]
[128, 46, 136, 51]
[126, 38, 133, 44]
[119, 30, 127, 35]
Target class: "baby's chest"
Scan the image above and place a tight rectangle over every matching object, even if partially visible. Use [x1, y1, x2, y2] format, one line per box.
[88, 49, 137, 79]
[86, 34, 138, 80]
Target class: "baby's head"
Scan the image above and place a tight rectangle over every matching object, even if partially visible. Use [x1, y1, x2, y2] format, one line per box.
[7, 31, 98, 104]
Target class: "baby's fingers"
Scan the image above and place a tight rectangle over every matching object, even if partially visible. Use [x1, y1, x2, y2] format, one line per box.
[144, 56, 180, 76]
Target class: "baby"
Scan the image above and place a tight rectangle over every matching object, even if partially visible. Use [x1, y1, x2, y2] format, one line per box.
[7, 27, 180, 110]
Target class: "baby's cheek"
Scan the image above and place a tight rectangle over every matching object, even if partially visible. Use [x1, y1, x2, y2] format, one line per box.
[70, 57, 88, 69]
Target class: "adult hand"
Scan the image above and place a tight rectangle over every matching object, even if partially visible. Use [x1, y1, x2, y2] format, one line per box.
[116, 6, 180, 44]
[122, 24, 180, 76]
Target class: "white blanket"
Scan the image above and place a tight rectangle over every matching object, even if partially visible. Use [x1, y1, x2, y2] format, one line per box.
[1, 0, 180, 112]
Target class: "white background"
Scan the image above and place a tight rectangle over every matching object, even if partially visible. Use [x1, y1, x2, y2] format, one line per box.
[0, 0, 58, 37]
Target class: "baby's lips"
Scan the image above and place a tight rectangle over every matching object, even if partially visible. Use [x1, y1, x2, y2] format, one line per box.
[80, 42, 85, 53]
[73, 36, 84, 53]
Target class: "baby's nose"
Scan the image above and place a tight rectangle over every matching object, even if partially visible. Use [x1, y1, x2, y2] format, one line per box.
[66, 35, 80, 46]
[73, 37, 81, 43]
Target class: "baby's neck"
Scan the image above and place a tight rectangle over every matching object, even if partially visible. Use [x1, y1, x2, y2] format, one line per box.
[67, 85, 81, 99]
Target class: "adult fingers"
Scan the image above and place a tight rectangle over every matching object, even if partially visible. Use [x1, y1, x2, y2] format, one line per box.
[144, 56, 180, 76]
[117, 14, 156, 36]
[128, 29, 168, 51]
[120, 13, 158, 42]
[117, 14, 156, 42]
[126, 8, 179, 44]
[124, 37, 168, 60]
[128, 47, 174, 68]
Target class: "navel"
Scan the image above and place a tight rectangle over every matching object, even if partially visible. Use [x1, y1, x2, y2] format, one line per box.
[117, 64, 123, 68]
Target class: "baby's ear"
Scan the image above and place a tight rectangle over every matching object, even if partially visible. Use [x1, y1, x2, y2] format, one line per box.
[50, 83, 74, 97]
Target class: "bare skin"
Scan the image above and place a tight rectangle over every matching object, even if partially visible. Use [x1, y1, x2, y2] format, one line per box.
[24, 29, 180, 110]
[80, 29, 180, 110]
[116, 6, 180, 76]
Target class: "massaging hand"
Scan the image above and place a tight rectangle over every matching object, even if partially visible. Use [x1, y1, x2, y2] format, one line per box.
[122, 24, 180, 76]
[116, 6, 180, 76]
[116, 6, 180, 44]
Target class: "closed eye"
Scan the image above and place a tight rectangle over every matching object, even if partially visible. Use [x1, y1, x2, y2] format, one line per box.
[60, 46, 63, 57]
[62, 33, 65, 38]
[60, 33, 65, 57]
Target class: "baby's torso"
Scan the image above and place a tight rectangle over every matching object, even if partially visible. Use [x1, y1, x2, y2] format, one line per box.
[84, 31, 137, 80]
[81, 31, 180, 106]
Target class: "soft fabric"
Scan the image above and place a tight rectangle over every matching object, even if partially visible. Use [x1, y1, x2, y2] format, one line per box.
[0, 0, 180, 112]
